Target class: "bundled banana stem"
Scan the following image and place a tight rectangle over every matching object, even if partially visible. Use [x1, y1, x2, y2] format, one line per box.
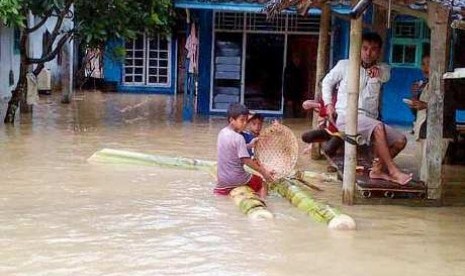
[87, 149, 354, 228]
[88, 148, 217, 175]
[88, 148, 271, 218]
[272, 178, 339, 223]
[230, 186, 274, 219]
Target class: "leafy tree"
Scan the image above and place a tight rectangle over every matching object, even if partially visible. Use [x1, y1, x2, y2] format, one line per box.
[0, 0, 24, 27]
[1, 0, 174, 124]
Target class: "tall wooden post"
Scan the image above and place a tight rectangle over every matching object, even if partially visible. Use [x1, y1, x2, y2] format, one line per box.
[424, 2, 450, 201]
[342, 7, 363, 205]
[311, 4, 331, 159]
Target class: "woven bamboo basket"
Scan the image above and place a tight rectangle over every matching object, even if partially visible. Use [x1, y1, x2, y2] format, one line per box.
[255, 123, 299, 180]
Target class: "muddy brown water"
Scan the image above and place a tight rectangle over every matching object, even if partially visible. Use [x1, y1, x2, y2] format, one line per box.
[0, 91, 464, 275]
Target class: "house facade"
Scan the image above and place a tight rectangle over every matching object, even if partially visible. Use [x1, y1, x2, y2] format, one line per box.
[0, 25, 20, 101]
[102, 0, 462, 124]
[0, 12, 74, 102]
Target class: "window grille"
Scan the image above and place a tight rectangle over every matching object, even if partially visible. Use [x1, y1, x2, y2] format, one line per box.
[287, 14, 320, 33]
[215, 12, 244, 31]
[246, 13, 286, 32]
[394, 21, 418, 39]
[124, 34, 171, 85]
[390, 20, 430, 67]
[214, 12, 320, 34]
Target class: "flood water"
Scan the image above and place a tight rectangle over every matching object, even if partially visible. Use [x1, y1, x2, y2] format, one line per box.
[0, 91, 464, 276]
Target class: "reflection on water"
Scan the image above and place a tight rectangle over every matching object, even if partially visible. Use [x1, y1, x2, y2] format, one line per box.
[0, 91, 464, 276]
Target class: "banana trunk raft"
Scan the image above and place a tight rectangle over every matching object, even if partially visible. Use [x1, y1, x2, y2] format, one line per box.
[88, 148, 217, 175]
[88, 148, 355, 229]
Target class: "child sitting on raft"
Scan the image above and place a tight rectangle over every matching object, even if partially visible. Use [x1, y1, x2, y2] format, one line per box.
[214, 103, 275, 199]
[241, 112, 264, 157]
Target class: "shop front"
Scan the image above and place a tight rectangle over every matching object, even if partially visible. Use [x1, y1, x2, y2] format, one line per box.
[210, 12, 320, 115]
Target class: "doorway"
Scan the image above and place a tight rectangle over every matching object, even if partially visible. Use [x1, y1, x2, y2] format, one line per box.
[244, 34, 285, 111]
[284, 35, 318, 117]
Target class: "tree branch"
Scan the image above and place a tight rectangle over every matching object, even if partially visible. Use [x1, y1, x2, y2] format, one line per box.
[28, 32, 73, 66]
[25, 9, 53, 34]
[45, 2, 73, 52]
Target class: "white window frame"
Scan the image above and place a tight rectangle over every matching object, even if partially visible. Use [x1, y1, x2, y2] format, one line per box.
[123, 33, 171, 87]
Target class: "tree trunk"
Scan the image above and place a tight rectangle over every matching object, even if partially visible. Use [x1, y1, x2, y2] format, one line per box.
[4, 32, 28, 124]
[61, 41, 73, 103]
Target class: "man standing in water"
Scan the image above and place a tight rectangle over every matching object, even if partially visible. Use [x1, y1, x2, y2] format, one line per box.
[321, 32, 411, 185]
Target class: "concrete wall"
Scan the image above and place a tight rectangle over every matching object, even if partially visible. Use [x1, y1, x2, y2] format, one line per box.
[0, 7, 74, 106]
[29, 10, 74, 91]
[0, 25, 20, 101]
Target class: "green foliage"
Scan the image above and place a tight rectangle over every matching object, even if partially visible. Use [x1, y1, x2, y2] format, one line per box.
[1, 0, 174, 48]
[74, 0, 174, 48]
[0, 0, 25, 27]
[110, 46, 126, 62]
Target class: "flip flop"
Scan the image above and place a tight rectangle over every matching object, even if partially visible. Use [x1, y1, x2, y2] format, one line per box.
[369, 170, 393, 182]
[392, 174, 413, 186]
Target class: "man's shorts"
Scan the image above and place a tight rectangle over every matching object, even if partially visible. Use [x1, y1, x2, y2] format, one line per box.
[213, 175, 263, 196]
[336, 114, 405, 146]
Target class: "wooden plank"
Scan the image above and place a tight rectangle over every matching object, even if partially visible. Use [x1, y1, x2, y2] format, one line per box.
[355, 197, 442, 207]
[342, 0, 362, 205]
[424, 2, 450, 200]
[311, 4, 331, 160]
[372, 0, 428, 21]
[326, 148, 428, 202]
[444, 183, 465, 189]
[443, 165, 465, 181]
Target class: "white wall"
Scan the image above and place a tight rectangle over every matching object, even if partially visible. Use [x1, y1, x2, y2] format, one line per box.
[29, 7, 74, 90]
[0, 7, 74, 102]
[0, 24, 20, 101]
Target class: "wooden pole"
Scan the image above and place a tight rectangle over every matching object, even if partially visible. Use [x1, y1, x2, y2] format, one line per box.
[423, 2, 450, 201]
[342, 4, 363, 205]
[372, 5, 387, 60]
[20, 11, 35, 115]
[311, 4, 331, 160]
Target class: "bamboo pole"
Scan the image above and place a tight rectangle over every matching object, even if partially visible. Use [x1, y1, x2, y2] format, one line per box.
[423, 2, 450, 200]
[272, 179, 356, 230]
[342, 2, 363, 205]
[311, 3, 331, 160]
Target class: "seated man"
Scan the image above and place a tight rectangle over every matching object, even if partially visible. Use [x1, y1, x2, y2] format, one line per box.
[321, 32, 411, 185]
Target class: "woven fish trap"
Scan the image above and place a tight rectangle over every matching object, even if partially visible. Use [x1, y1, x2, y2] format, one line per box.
[255, 123, 299, 180]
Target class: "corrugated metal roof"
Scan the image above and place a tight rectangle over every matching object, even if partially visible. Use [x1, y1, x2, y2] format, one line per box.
[174, 0, 322, 15]
[174, 0, 270, 12]
[174, 1, 465, 20]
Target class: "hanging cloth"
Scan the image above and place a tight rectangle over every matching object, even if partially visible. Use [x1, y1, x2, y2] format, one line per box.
[185, 22, 199, 74]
